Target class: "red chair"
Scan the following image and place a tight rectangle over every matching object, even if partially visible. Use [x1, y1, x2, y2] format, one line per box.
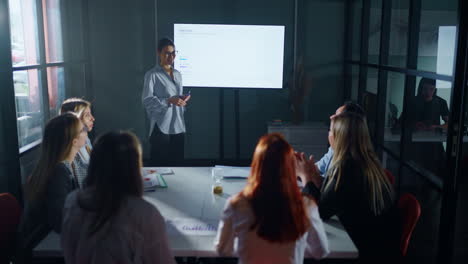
[0, 193, 22, 264]
[398, 193, 421, 257]
[384, 169, 395, 185]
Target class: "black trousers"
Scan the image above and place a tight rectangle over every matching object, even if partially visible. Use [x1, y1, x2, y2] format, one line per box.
[149, 125, 185, 166]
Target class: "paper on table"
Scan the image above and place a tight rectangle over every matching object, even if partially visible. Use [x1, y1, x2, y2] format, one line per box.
[143, 173, 167, 189]
[142, 167, 174, 175]
[214, 165, 250, 179]
[166, 218, 218, 236]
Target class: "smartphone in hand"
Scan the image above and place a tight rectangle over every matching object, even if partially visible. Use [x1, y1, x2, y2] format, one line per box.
[180, 90, 191, 100]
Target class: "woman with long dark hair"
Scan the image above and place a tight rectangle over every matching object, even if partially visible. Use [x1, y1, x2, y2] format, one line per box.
[297, 112, 399, 260]
[17, 113, 86, 260]
[61, 131, 175, 264]
[215, 133, 329, 264]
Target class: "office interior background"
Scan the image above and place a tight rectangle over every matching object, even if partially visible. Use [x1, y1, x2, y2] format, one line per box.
[0, 0, 467, 263]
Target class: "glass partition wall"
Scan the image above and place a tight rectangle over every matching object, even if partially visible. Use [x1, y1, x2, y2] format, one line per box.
[344, 0, 466, 263]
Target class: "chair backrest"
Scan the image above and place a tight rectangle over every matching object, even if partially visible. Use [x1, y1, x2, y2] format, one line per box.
[384, 169, 395, 185]
[398, 193, 421, 256]
[0, 193, 22, 264]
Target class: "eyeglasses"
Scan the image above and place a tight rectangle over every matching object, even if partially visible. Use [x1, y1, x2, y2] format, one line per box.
[163, 51, 178, 57]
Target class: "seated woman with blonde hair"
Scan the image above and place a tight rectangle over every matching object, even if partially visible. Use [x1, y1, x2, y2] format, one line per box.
[297, 112, 400, 260]
[60, 98, 95, 187]
[215, 133, 329, 264]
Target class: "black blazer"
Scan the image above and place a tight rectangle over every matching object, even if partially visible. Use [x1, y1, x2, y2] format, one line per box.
[16, 162, 79, 256]
[303, 159, 400, 258]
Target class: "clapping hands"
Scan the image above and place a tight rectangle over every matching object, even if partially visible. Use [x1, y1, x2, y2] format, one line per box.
[295, 152, 323, 188]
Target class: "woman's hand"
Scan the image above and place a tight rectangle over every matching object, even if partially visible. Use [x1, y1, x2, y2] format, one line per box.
[182, 95, 191, 102]
[295, 152, 322, 188]
[168, 96, 187, 106]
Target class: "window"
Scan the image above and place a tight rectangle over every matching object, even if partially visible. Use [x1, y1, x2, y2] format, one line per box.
[344, 1, 460, 260]
[8, 0, 66, 153]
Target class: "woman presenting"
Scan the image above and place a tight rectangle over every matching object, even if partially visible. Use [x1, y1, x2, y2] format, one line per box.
[142, 38, 190, 166]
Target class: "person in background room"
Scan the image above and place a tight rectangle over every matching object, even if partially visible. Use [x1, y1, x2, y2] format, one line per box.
[400, 78, 449, 176]
[410, 78, 449, 130]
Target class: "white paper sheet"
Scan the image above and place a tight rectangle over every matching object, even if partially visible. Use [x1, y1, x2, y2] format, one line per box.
[214, 165, 250, 179]
[166, 218, 218, 236]
[142, 167, 174, 175]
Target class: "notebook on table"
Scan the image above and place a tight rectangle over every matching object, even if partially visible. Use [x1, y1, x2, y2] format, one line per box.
[142, 170, 168, 190]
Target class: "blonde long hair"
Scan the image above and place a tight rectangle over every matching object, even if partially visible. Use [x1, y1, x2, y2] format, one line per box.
[59, 98, 91, 120]
[326, 112, 393, 215]
[25, 113, 81, 202]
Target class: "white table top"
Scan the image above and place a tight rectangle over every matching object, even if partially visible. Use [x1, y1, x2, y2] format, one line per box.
[34, 167, 358, 259]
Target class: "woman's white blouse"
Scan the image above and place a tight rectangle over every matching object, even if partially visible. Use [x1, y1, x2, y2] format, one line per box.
[142, 65, 185, 136]
[214, 195, 329, 264]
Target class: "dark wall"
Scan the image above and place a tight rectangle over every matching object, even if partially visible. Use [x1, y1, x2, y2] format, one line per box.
[86, 0, 155, 156]
[85, 0, 345, 162]
[303, 0, 345, 121]
[156, 0, 295, 160]
[0, 0, 345, 195]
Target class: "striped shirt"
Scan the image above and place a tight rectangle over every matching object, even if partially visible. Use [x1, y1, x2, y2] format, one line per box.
[74, 137, 92, 188]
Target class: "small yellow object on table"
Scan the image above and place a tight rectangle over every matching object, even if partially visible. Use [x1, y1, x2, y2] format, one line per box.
[213, 185, 223, 194]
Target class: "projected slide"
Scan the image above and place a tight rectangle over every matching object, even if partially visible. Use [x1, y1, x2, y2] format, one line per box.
[174, 24, 285, 89]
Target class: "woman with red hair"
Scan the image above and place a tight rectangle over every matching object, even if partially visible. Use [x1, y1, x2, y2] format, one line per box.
[214, 133, 329, 264]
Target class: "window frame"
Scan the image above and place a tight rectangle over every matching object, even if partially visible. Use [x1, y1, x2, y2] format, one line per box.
[9, 0, 86, 155]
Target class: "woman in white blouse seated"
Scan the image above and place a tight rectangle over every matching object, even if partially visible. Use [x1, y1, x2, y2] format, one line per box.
[61, 131, 175, 264]
[214, 133, 329, 264]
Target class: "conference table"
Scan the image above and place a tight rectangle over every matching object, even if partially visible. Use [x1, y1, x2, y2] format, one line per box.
[34, 167, 358, 259]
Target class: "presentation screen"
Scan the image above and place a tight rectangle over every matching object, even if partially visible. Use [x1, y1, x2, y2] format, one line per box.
[174, 24, 285, 89]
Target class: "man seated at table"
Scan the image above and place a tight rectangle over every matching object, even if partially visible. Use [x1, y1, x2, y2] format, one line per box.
[408, 78, 449, 131]
[401, 78, 449, 177]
